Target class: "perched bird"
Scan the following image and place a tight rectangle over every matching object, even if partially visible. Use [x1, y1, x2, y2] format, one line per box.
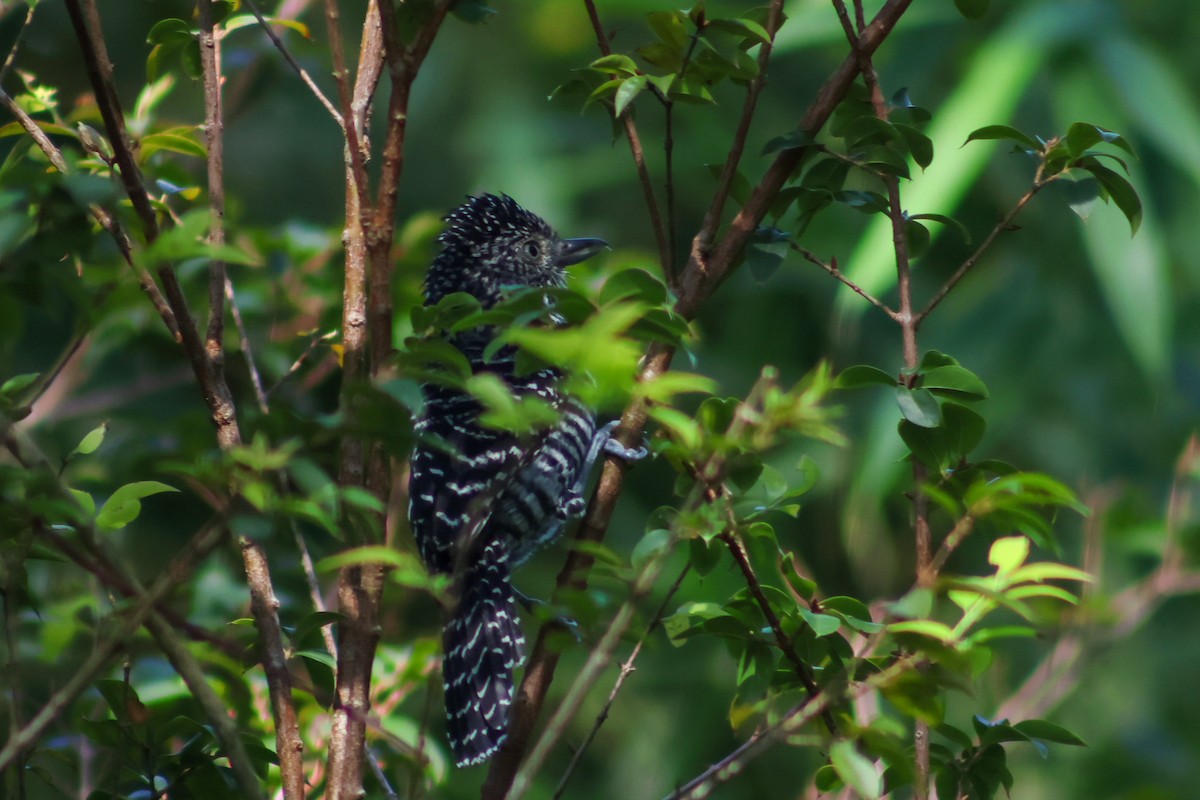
[408, 194, 642, 767]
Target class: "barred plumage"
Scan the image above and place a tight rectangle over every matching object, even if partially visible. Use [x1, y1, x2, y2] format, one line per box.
[408, 194, 635, 767]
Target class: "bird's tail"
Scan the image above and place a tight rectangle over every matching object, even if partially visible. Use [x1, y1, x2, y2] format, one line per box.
[442, 536, 526, 767]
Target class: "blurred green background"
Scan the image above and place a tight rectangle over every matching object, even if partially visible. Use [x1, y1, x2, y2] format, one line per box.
[2, 0, 1198, 797]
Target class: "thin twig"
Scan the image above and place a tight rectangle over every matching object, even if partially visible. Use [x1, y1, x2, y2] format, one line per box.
[793, 245, 897, 319]
[0, 0, 35, 87]
[226, 277, 270, 413]
[717, 527, 838, 733]
[552, 565, 691, 800]
[581, 0, 671, 276]
[916, 180, 1044, 324]
[243, 0, 344, 126]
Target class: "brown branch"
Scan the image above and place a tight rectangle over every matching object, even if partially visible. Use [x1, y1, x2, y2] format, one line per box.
[0, 0, 35, 87]
[794, 245, 897, 319]
[717, 528, 838, 734]
[242, 540, 306, 799]
[198, 0, 229, 407]
[325, 5, 451, 797]
[581, 0, 671, 276]
[916, 179, 1045, 324]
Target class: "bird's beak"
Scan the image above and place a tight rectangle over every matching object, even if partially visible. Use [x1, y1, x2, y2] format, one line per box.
[556, 237, 609, 267]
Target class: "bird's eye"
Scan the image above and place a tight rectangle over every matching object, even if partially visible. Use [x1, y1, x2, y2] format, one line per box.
[524, 241, 541, 259]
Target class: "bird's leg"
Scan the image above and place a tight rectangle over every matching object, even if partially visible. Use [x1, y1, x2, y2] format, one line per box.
[554, 420, 648, 520]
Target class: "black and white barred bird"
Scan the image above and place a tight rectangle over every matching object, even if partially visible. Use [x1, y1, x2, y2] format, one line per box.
[408, 194, 642, 767]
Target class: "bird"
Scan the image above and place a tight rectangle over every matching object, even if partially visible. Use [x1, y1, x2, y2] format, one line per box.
[408, 193, 643, 767]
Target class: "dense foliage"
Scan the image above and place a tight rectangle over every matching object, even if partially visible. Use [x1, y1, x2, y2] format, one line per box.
[1, 1, 1197, 799]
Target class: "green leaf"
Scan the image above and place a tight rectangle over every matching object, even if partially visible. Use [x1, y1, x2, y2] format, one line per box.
[614, 75, 647, 117]
[95, 481, 179, 530]
[921, 365, 989, 400]
[599, 268, 668, 306]
[71, 422, 109, 457]
[590, 53, 638, 77]
[761, 128, 814, 156]
[1063, 122, 1134, 158]
[908, 213, 971, 244]
[988, 535, 1030, 573]
[1084, 161, 1143, 235]
[830, 741, 881, 800]
[895, 386, 941, 428]
[1, 372, 39, 397]
[318, 546, 412, 572]
[632, 528, 672, 570]
[835, 365, 897, 389]
[965, 124, 1039, 151]
[1013, 719, 1086, 746]
[146, 18, 194, 46]
[906, 219, 930, 258]
[140, 131, 207, 159]
[889, 619, 957, 642]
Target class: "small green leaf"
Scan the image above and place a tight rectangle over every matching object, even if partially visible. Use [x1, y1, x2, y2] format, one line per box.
[590, 53, 638, 76]
[830, 741, 881, 800]
[614, 75, 647, 117]
[906, 219, 930, 258]
[140, 131, 207, 159]
[95, 481, 179, 530]
[836, 365, 897, 389]
[1013, 719, 1087, 746]
[317, 546, 411, 572]
[761, 128, 814, 156]
[921, 365, 989, 400]
[146, 18, 194, 46]
[965, 124, 1038, 151]
[889, 619, 957, 642]
[1064, 122, 1134, 158]
[895, 386, 941, 428]
[71, 422, 109, 457]
[1085, 162, 1143, 235]
[1, 372, 39, 397]
[988, 536, 1030, 574]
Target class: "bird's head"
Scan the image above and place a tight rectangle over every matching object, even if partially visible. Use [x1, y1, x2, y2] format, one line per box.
[425, 194, 606, 307]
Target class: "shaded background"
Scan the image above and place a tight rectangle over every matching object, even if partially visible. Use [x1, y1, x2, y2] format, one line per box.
[2, 0, 1198, 797]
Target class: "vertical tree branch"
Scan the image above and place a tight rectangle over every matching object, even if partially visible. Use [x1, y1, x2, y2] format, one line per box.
[197, 0, 228, 371]
[243, 541, 306, 799]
